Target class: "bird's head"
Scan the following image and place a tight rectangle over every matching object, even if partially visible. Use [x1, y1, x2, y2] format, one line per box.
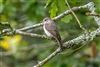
[42, 17, 51, 24]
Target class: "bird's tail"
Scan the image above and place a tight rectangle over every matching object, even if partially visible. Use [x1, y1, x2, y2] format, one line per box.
[56, 38, 63, 51]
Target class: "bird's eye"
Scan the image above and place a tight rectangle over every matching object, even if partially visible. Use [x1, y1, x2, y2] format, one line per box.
[44, 18, 47, 21]
[43, 17, 50, 22]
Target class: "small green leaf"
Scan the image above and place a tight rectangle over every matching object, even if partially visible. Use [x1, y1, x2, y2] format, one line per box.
[49, 1, 58, 18]
[61, 15, 72, 23]
[57, 0, 68, 13]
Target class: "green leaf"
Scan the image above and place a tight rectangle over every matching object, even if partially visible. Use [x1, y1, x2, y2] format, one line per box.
[57, 0, 68, 13]
[49, 0, 58, 18]
[61, 15, 72, 23]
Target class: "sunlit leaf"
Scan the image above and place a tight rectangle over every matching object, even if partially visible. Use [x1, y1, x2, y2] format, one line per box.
[61, 15, 72, 23]
[0, 35, 22, 51]
[49, 0, 58, 18]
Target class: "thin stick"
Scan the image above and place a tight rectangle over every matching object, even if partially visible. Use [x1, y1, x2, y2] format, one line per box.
[86, 12, 100, 17]
[18, 23, 43, 31]
[65, 0, 86, 31]
[33, 48, 61, 67]
[16, 30, 48, 39]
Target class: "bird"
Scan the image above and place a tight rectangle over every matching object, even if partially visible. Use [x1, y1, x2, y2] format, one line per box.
[43, 17, 63, 51]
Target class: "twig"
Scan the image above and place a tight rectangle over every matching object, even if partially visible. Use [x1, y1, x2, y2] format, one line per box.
[18, 23, 43, 31]
[15, 30, 48, 39]
[86, 2, 100, 26]
[65, 0, 86, 31]
[33, 48, 61, 67]
[86, 12, 100, 17]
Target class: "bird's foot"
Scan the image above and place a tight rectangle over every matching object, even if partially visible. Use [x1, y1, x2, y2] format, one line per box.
[58, 47, 64, 52]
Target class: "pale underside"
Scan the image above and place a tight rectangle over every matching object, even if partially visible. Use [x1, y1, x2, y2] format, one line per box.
[43, 24, 53, 37]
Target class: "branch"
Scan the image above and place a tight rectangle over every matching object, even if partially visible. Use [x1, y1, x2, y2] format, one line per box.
[15, 30, 48, 39]
[2, 2, 94, 39]
[86, 12, 100, 17]
[64, 27, 100, 48]
[34, 27, 100, 67]
[17, 23, 43, 31]
[52, 2, 93, 20]
[65, 0, 86, 31]
[86, 2, 100, 26]
[14, 2, 93, 39]
[18, 2, 92, 31]
[33, 48, 61, 67]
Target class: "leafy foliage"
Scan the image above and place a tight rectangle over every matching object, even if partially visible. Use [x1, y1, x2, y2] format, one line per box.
[0, 0, 100, 67]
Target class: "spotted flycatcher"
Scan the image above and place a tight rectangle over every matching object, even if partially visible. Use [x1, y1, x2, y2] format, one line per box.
[43, 17, 63, 51]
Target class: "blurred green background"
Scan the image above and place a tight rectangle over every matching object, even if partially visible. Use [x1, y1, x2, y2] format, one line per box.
[0, 0, 100, 67]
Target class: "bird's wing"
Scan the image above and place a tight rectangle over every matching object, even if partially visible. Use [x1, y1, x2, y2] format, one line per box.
[45, 20, 57, 30]
[45, 21, 61, 41]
